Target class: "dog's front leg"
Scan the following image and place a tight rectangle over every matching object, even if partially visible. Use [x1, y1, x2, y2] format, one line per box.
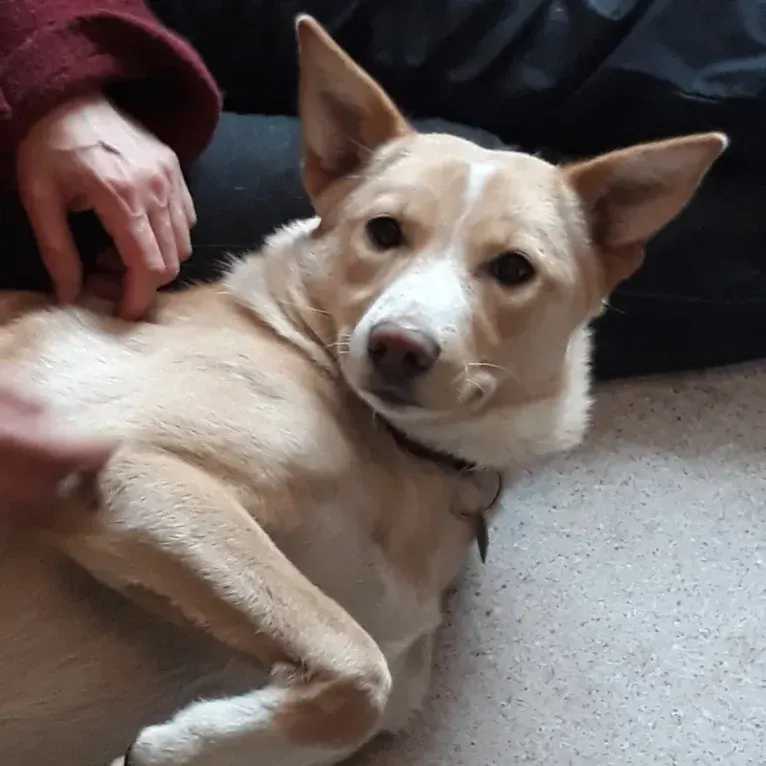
[46, 447, 391, 766]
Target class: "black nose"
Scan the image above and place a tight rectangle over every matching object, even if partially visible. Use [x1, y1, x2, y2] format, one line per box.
[367, 322, 441, 384]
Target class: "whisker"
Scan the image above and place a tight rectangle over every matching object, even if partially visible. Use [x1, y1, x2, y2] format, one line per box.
[324, 332, 351, 357]
[454, 371, 487, 405]
[464, 377, 486, 396]
[601, 298, 627, 317]
[462, 360, 525, 390]
[465, 361, 508, 375]
[277, 299, 332, 318]
[453, 363, 485, 401]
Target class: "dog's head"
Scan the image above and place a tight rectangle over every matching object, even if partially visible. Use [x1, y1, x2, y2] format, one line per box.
[292, 16, 726, 468]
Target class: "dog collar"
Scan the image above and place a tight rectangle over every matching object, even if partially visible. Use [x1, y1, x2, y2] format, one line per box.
[382, 419, 477, 474]
[381, 419, 500, 563]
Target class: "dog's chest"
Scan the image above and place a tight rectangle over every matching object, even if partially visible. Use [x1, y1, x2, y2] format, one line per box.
[272, 465, 474, 656]
[292, 516, 434, 648]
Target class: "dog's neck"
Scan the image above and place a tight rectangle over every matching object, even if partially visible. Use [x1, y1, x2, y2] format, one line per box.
[224, 218, 593, 472]
[223, 220, 338, 373]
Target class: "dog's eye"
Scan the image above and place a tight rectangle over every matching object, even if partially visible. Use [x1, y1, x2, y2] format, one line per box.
[486, 251, 535, 287]
[365, 216, 405, 250]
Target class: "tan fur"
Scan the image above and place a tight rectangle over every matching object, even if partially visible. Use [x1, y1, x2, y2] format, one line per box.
[0, 16, 725, 766]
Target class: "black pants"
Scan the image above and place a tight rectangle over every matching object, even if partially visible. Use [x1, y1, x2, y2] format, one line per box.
[3, 0, 766, 381]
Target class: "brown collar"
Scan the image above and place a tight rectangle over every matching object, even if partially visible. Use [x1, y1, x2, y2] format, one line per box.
[381, 419, 501, 563]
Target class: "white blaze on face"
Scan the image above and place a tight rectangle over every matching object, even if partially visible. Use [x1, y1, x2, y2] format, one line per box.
[351, 162, 499, 360]
[452, 161, 498, 238]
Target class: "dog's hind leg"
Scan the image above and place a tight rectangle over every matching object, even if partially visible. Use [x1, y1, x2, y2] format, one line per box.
[45, 446, 391, 766]
[118, 685, 368, 766]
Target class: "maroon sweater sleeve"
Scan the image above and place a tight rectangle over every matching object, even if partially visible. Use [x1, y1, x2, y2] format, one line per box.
[0, 0, 222, 190]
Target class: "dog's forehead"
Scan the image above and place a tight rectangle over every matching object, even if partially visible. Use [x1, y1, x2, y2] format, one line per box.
[369, 133, 567, 218]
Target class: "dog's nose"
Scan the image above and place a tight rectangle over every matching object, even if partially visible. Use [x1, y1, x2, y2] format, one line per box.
[367, 322, 441, 383]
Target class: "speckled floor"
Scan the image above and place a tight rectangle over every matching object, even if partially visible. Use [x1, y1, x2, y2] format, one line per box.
[359, 362, 766, 766]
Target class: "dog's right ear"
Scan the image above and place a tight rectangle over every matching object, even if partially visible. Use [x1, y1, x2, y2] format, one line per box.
[296, 15, 411, 204]
[565, 132, 727, 293]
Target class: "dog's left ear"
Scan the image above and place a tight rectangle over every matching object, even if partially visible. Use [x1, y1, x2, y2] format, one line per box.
[295, 15, 411, 204]
[565, 132, 728, 292]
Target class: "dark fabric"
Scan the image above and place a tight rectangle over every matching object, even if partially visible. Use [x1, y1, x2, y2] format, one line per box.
[148, 0, 766, 164]
[0, 0, 221, 191]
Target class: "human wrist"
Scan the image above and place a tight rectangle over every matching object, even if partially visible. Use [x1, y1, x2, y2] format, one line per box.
[38, 89, 112, 124]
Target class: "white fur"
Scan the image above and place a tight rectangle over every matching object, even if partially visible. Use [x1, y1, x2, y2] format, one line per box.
[350, 255, 472, 354]
[121, 688, 338, 766]
[383, 325, 595, 470]
[453, 162, 498, 236]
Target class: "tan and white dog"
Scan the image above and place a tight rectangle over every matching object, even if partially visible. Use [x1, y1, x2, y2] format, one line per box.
[0, 15, 725, 766]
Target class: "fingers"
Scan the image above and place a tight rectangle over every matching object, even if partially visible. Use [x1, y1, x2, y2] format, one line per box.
[0, 383, 118, 522]
[119, 262, 159, 320]
[157, 157, 195, 270]
[11, 425, 117, 474]
[169, 172, 193, 262]
[0, 384, 45, 416]
[18, 176, 83, 305]
[149, 204, 180, 283]
[95, 156, 193, 320]
[156, 156, 195, 264]
[99, 206, 165, 320]
[176, 167, 197, 229]
[16, 95, 198, 319]
[39, 432, 118, 473]
[0, 432, 116, 526]
[21, 150, 194, 320]
[0, 388, 112, 470]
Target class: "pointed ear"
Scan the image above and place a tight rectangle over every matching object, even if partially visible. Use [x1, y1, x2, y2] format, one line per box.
[295, 15, 412, 203]
[565, 132, 728, 291]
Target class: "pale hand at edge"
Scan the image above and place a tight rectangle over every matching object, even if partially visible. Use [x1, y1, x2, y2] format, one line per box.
[16, 92, 196, 319]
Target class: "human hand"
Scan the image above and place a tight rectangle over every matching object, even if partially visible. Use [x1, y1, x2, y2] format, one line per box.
[16, 92, 196, 319]
[0, 382, 115, 521]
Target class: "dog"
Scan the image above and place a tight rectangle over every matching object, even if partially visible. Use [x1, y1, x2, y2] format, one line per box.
[0, 15, 726, 766]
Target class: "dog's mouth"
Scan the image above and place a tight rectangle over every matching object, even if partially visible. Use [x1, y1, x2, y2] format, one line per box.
[365, 383, 421, 411]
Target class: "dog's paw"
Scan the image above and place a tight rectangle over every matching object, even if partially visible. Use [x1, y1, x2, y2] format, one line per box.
[117, 730, 172, 766]
[119, 725, 207, 766]
[108, 742, 138, 766]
